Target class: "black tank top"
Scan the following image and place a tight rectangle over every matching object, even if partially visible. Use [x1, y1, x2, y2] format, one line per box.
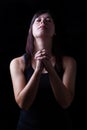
[16, 53, 72, 130]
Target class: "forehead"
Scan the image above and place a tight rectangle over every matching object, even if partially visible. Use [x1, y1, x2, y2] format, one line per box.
[36, 13, 52, 19]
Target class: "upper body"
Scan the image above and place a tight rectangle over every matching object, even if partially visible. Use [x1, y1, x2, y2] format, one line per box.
[9, 10, 77, 129]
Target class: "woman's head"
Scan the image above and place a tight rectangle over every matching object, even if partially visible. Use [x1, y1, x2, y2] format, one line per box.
[32, 12, 55, 38]
[25, 10, 56, 56]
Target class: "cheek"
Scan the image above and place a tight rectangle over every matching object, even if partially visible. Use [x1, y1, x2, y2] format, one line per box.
[50, 26, 55, 36]
[32, 25, 37, 36]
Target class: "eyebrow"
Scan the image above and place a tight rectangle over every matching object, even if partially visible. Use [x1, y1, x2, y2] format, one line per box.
[37, 15, 52, 19]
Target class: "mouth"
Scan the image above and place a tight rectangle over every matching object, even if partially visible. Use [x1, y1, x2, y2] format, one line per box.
[39, 25, 47, 30]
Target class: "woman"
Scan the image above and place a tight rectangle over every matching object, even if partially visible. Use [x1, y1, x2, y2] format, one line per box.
[10, 10, 77, 130]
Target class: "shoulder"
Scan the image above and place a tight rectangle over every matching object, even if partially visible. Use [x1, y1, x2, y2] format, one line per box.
[9, 55, 25, 72]
[62, 56, 77, 70]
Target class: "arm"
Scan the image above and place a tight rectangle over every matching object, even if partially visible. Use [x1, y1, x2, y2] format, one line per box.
[9, 57, 43, 110]
[43, 56, 77, 109]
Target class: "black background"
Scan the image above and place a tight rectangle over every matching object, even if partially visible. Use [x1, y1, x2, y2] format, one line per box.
[0, 0, 87, 129]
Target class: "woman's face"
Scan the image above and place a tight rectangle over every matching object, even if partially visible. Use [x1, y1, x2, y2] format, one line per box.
[32, 13, 55, 38]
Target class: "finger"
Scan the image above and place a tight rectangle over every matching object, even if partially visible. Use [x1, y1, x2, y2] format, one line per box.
[41, 50, 51, 58]
[36, 56, 46, 60]
[34, 51, 42, 59]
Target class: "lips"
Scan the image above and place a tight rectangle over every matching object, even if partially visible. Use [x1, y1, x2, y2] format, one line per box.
[39, 25, 47, 30]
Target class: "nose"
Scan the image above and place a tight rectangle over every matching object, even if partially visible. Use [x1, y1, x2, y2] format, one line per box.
[41, 19, 46, 24]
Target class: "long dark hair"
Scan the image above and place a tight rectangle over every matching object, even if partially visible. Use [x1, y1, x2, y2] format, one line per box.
[26, 10, 52, 56]
[25, 9, 63, 70]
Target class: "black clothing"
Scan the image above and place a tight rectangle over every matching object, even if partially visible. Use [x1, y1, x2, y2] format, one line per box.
[16, 53, 72, 130]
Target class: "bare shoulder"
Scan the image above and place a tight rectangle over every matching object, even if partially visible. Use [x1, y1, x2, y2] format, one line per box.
[10, 55, 25, 72]
[62, 56, 77, 70]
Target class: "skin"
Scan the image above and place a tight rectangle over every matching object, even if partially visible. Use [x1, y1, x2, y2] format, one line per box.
[10, 13, 77, 110]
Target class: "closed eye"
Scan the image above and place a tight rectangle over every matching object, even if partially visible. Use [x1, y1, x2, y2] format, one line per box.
[35, 18, 41, 22]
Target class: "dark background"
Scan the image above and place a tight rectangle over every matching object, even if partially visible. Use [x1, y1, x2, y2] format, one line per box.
[0, 0, 87, 129]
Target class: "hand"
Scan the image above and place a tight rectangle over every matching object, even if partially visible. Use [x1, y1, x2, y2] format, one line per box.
[41, 49, 55, 72]
[34, 49, 53, 72]
[34, 50, 44, 72]
[38, 49, 53, 72]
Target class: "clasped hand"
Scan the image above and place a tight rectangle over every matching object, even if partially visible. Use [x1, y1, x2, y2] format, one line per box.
[34, 49, 52, 72]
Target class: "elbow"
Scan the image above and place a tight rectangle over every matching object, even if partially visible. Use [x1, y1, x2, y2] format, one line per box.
[18, 103, 29, 111]
[15, 96, 30, 111]
[59, 95, 74, 109]
[61, 100, 72, 109]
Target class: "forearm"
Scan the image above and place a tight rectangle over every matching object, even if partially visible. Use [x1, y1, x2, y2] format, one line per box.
[17, 70, 41, 110]
[49, 68, 73, 109]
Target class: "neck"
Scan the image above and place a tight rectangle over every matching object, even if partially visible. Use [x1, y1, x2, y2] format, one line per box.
[34, 37, 52, 54]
